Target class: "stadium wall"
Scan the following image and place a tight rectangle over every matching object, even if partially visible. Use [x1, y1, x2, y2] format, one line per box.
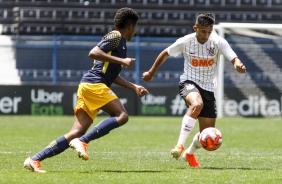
[0, 85, 281, 117]
[1, 35, 282, 118]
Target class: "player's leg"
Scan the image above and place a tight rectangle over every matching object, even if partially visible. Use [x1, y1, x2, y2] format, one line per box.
[183, 89, 217, 168]
[70, 98, 128, 160]
[24, 109, 93, 173]
[183, 118, 216, 167]
[193, 97, 217, 154]
[69, 83, 121, 160]
[198, 117, 216, 132]
[183, 87, 216, 167]
[68, 108, 94, 160]
[79, 98, 127, 142]
[171, 82, 203, 159]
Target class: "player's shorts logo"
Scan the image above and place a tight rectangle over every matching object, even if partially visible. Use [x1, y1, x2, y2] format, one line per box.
[185, 84, 195, 90]
[109, 90, 116, 96]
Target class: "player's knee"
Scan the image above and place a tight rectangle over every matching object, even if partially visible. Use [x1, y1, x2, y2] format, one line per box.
[191, 102, 203, 115]
[117, 112, 129, 126]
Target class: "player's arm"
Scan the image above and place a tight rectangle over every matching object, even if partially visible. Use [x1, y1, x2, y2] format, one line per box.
[88, 46, 135, 68]
[114, 76, 149, 97]
[142, 49, 170, 82]
[218, 37, 247, 74]
[231, 57, 247, 73]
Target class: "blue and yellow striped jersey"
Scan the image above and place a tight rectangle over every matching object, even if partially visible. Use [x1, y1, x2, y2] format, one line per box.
[81, 30, 126, 87]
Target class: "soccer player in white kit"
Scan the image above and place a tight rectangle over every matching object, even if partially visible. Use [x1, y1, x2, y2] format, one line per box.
[142, 13, 246, 168]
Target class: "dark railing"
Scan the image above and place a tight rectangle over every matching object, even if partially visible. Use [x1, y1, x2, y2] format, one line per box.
[12, 35, 282, 87]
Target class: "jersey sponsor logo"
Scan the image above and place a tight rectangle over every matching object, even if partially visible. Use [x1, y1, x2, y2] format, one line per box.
[191, 56, 215, 67]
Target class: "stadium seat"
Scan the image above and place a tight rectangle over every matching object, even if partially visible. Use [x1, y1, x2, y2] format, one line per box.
[272, 0, 282, 5]
[162, 0, 176, 6]
[147, 0, 159, 6]
[194, 0, 207, 6]
[178, 0, 192, 6]
[230, 12, 246, 21]
[167, 12, 181, 21]
[216, 12, 231, 22]
[0, 8, 13, 23]
[151, 11, 166, 21]
[114, 0, 129, 4]
[225, 0, 237, 6]
[129, 0, 145, 6]
[246, 13, 259, 21]
[210, 0, 222, 6]
[261, 13, 281, 22]
[256, 0, 268, 6]
[241, 0, 253, 6]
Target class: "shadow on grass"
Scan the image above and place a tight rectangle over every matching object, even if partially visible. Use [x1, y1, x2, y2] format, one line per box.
[103, 170, 167, 173]
[50, 167, 272, 174]
[202, 167, 273, 171]
[75, 170, 171, 173]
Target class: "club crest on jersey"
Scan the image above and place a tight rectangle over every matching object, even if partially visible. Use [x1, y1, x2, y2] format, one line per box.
[207, 47, 215, 56]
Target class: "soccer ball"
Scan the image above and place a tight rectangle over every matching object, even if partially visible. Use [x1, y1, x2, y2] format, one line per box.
[199, 127, 222, 151]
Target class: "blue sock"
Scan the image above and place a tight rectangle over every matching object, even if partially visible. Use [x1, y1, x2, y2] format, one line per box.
[80, 117, 119, 143]
[31, 136, 69, 161]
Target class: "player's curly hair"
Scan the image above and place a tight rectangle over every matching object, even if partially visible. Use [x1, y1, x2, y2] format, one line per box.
[114, 7, 139, 29]
[196, 13, 215, 27]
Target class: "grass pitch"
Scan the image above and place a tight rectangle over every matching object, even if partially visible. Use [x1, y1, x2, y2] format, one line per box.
[0, 116, 281, 184]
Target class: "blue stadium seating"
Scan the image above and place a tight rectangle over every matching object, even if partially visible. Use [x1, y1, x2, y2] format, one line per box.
[1, 0, 281, 85]
[0, 0, 281, 35]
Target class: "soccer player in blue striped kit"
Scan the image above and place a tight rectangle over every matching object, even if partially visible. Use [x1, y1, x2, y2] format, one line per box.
[143, 13, 246, 168]
[24, 7, 149, 173]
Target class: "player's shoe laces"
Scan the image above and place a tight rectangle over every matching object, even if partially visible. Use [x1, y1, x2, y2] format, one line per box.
[23, 157, 46, 173]
[69, 138, 89, 160]
[183, 152, 201, 168]
[170, 144, 184, 160]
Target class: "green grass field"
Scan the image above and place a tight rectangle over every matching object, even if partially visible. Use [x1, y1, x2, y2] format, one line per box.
[0, 116, 281, 184]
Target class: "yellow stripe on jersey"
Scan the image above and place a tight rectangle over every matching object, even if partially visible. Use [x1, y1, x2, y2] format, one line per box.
[102, 50, 112, 73]
[101, 31, 121, 73]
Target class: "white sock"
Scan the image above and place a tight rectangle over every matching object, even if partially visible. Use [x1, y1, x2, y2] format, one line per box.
[187, 132, 202, 154]
[176, 115, 196, 146]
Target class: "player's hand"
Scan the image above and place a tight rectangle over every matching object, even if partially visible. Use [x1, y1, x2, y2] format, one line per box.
[123, 58, 135, 69]
[142, 71, 153, 82]
[236, 63, 247, 73]
[135, 85, 149, 97]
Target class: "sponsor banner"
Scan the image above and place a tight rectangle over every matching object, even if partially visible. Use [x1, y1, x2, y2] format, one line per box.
[138, 86, 186, 116]
[0, 85, 76, 115]
[224, 87, 282, 117]
[0, 85, 281, 117]
[0, 85, 136, 116]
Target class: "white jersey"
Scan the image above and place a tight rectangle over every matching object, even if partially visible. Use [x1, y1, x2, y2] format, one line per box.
[167, 31, 237, 92]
